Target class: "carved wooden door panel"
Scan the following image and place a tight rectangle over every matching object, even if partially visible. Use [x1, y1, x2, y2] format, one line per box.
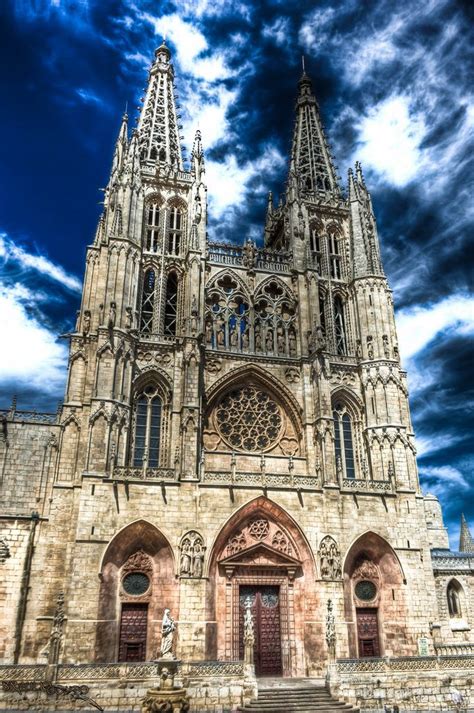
[118, 603, 148, 662]
[239, 585, 282, 675]
[356, 607, 380, 658]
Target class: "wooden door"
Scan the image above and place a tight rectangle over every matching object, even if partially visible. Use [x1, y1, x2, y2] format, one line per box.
[118, 603, 148, 662]
[356, 607, 380, 657]
[239, 585, 282, 676]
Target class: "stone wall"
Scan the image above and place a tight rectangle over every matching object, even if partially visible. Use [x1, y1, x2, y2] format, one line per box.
[328, 655, 474, 711]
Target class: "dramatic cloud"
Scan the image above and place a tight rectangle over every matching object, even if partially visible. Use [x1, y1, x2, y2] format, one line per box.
[1, 0, 472, 542]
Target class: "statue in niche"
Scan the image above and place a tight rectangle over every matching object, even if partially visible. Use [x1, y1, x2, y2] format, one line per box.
[216, 317, 225, 346]
[108, 301, 116, 329]
[82, 310, 91, 336]
[242, 239, 256, 269]
[179, 538, 192, 576]
[192, 541, 204, 578]
[277, 327, 285, 355]
[159, 609, 176, 659]
[319, 536, 342, 580]
[179, 531, 205, 577]
[241, 328, 249, 349]
[289, 329, 297, 356]
[125, 306, 133, 330]
[230, 326, 238, 347]
[356, 339, 362, 358]
[205, 319, 212, 344]
[255, 324, 262, 351]
[382, 334, 390, 358]
[266, 330, 274, 352]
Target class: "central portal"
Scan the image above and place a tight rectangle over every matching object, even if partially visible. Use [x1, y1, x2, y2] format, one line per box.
[239, 585, 282, 676]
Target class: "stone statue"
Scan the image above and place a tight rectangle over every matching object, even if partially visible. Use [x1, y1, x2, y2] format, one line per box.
[179, 539, 192, 576]
[82, 310, 91, 337]
[382, 334, 390, 358]
[325, 599, 336, 660]
[277, 328, 285, 354]
[192, 541, 204, 578]
[243, 598, 255, 664]
[289, 329, 297, 356]
[159, 609, 176, 660]
[319, 536, 342, 580]
[125, 306, 133, 329]
[108, 301, 117, 329]
[366, 335, 374, 359]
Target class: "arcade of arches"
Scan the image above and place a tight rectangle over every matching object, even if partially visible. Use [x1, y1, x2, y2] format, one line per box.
[93, 506, 411, 674]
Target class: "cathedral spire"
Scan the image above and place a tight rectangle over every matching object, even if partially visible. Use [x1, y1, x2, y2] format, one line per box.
[137, 40, 183, 170]
[459, 513, 474, 553]
[288, 69, 341, 199]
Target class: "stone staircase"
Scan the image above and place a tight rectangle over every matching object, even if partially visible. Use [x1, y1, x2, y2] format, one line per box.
[237, 677, 359, 712]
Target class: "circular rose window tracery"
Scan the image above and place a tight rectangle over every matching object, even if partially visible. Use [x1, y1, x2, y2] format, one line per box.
[215, 386, 283, 452]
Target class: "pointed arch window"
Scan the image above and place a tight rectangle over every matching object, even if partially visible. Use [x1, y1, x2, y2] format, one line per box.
[447, 580, 462, 618]
[310, 224, 322, 273]
[164, 272, 178, 336]
[254, 279, 297, 357]
[334, 296, 347, 355]
[168, 206, 183, 255]
[145, 203, 160, 253]
[319, 292, 327, 337]
[133, 385, 162, 467]
[140, 269, 155, 334]
[205, 274, 250, 351]
[329, 229, 342, 279]
[333, 403, 356, 479]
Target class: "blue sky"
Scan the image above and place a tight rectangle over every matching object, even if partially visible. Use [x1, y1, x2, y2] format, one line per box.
[0, 0, 473, 547]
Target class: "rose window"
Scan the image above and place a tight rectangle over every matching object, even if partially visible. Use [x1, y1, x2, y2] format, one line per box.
[215, 386, 283, 452]
[355, 580, 377, 601]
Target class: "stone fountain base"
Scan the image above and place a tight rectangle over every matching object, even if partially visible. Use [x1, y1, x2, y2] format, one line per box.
[141, 659, 189, 713]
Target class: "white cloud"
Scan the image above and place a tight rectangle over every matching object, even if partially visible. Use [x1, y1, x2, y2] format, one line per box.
[298, 7, 335, 53]
[0, 234, 82, 293]
[182, 85, 237, 151]
[353, 95, 427, 187]
[262, 17, 291, 46]
[0, 284, 67, 393]
[419, 464, 470, 491]
[396, 293, 474, 362]
[76, 87, 104, 106]
[141, 13, 232, 81]
[416, 433, 466, 459]
[206, 145, 285, 219]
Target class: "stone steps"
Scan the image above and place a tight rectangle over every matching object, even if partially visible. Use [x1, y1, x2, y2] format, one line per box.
[237, 681, 359, 712]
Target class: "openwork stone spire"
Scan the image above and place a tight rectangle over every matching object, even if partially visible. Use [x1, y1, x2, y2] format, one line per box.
[459, 513, 474, 553]
[137, 41, 183, 170]
[289, 71, 340, 198]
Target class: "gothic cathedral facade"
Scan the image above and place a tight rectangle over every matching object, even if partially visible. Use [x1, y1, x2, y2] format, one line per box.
[1, 42, 473, 682]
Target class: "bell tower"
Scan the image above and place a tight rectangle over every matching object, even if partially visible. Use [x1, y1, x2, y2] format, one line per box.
[61, 41, 207, 484]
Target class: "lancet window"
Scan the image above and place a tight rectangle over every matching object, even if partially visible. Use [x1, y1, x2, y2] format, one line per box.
[447, 580, 462, 618]
[164, 272, 178, 336]
[319, 292, 327, 337]
[140, 269, 156, 334]
[145, 203, 160, 253]
[309, 223, 323, 273]
[329, 228, 342, 279]
[333, 402, 356, 479]
[254, 280, 297, 357]
[167, 206, 183, 255]
[132, 385, 162, 467]
[334, 296, 347, 355]
[205, 274, 250, 350]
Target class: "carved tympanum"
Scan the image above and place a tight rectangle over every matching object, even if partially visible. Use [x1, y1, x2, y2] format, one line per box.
[123, 549, 153, 574]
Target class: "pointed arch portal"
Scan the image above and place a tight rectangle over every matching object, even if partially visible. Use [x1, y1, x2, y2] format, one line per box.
[206, 497, 316, 677]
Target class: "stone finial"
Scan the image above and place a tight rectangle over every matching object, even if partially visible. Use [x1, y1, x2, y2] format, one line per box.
[459, 513, 474, 553]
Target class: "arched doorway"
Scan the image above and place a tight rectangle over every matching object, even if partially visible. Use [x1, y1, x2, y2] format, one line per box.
[343, 532, 408, 658]
[206, 497, 317, 677]
[95, 520, 176, 662]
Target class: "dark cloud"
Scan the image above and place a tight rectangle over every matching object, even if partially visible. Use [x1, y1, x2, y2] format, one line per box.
[0, 0, 472, 542]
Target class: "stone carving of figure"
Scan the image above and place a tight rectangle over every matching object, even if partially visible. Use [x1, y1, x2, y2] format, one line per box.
[289, 329, 297, 356]
[314, 325, 326, 352]
[82, 310, 91, 337]
[277, 328, 285, 355]
[159, 609, 176, 660]
[325, 599, 336, 660]
[265, 330, 273, 352]
[243, 239, 256, 269]
[216, 317, 225, 346]
[179, 538, 192, 576]
[356, 339, 362, 358]
[192, 541, 204, 578]
[108, 301, 116, 329]
[125, 306, 133, 330]
[230, 326, 238, 347]
[241, 328, 249, 349]
[255, 324, 262, 351]
[194, 194, 202, 223]
[243, 598, 255, 664]
[205, 319, 213, 344]
[382, 334, 390, 358]
[319, 536, 342, 580]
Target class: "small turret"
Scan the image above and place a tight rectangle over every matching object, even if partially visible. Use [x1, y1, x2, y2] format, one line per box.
[349, 161, 383, 278]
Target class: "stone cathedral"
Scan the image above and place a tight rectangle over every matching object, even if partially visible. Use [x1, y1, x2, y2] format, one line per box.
[0, 42, 473, 712]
